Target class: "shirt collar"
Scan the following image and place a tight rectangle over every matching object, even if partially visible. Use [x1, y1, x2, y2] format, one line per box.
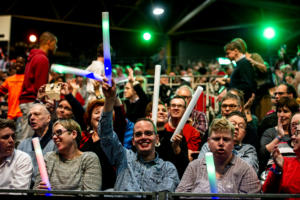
[2, 150, 15, 165]
[137, 152, 160, 165]
[236, 54, 245, 62]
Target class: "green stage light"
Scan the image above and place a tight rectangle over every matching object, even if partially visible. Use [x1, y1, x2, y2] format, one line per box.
[263, 27, 275, 39]
[143, 32, 151, 41]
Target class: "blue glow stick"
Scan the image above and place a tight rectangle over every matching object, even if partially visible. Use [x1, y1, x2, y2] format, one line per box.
[51, 64, 103, 81]
[102, 12, 112, 86]
[205, 152, 219, 199]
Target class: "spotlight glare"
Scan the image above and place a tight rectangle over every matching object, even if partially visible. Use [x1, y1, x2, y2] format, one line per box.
[143, 32, 151, 41]
[263, 27, 275, 39]
[29, 34, 37, 43]
[153, 8, 164, 15]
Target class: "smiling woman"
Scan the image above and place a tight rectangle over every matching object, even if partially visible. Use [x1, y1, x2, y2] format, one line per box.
[33, 119, 102, 192]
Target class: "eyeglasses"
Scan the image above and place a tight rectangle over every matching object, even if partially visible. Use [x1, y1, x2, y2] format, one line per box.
[294, 130, 300, 137]
[134, 130, 155, 138]
[221, 104, 238, 109]
[231, 122, 246, 130]
[179, 95, 191, 100]
[274, 92, 287, 96]
[52, 129, 69, 137]
[170, 104, 185, 109]
[291, 122, 300, 128]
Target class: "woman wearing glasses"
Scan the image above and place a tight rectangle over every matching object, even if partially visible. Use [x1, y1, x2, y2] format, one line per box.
[34, 119, 102, 191]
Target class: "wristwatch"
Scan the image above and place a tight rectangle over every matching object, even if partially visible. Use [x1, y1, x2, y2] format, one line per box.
[270, 166, 282, 175]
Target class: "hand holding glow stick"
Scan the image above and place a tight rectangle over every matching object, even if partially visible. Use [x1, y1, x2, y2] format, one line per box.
[205, 152, 219, 199]
[32, 138, 51, 192]
[102, 12, 112, 86]
[151, 65, 161, 125]
[170, 86, 203, 142]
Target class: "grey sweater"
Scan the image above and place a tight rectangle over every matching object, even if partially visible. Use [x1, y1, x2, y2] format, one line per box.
[34, 151, 102, 191]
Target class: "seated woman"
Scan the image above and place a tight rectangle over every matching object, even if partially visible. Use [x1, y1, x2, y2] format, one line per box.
[79, 97, 126, 190]
[37, 82, 86, 130]
[260, 97, 299, 176]
[34, 119, 102, 191]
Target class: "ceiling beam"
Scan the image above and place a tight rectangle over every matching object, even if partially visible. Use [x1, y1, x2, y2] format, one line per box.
[167, 0, 216, 35]
[223, 0, 300, 11]
[12, 14, 163, 35]
[170, 18, 300, 36]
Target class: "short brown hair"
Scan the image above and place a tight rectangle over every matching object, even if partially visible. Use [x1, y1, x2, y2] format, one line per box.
[0, 118, 16, 132]
[224, 40, 243, 53]
[39, 32, 57, 46]
[84, 99, 105, 129]
[53, 119, 82, 146]
[208, 117, 234, 137]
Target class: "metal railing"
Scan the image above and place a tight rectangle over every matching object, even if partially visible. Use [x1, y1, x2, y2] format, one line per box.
[1, 189, 300, 199]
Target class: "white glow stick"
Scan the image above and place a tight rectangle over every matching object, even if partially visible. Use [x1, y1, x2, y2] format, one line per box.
[32, 138, 51, 192]
[170, 86, 203, 141]
[51, 64, 103, 81]
[152, 65, 161, 125]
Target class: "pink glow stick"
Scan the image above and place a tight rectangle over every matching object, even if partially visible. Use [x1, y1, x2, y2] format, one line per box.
[32, 137, 51, 192]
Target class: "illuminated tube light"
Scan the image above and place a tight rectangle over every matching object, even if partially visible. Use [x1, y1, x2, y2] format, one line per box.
[205, 152, 219, 199]
[32, 138, 52, 196]
[102, 12, 112, 86]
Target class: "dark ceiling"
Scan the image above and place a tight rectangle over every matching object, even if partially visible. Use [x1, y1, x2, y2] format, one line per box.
[1, 0, 300, 66]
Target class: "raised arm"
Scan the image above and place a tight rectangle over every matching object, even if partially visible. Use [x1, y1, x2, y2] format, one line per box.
[99, 79, 127, 173]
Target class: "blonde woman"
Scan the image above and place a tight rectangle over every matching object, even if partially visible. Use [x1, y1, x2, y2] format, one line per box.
[34, 119, 102, 191]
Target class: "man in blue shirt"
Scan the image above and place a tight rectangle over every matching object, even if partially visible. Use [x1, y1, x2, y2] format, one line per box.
[99, 78, 179, 192]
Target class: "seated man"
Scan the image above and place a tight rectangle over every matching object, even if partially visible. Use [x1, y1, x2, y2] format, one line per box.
[0, 119, 33, 189]
[99, 79, 179, 192]
[176, 117, 261, 193]
[18, 103, 56, 186]
[198, 111, 258, 173]
[165, 96, 201, 161]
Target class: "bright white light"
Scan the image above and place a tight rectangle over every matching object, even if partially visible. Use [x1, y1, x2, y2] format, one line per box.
[29, 34, 37, 43]
[153, 8, 164, 15]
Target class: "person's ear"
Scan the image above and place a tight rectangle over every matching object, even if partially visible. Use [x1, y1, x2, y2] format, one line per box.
[132, 136, 136, 147]
[71, 130, 77, 140]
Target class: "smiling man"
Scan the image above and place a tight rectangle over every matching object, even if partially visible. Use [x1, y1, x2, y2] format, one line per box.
[99, 79, 179, 192]
[18, 103, 56, 186]
[176, 117, 260, 194]
[0, 119, 33, 189]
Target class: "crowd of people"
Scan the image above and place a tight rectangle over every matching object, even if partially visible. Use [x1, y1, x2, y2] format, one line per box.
[0, 31, 299, 199]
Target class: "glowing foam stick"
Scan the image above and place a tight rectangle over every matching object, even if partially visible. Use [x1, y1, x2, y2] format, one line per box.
[170, 86, 203, 141]
[32, 137, 52, 195]
[51, 64, 103, 81]
[102, 12, 112, 86]
[151, 65, 161, 125]
[205, 152, 219, 199]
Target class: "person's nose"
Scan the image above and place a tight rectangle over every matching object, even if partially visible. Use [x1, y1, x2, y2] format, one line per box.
[8, 136, 14, 143]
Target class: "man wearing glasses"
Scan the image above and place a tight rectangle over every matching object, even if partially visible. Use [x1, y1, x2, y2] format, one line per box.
[165, 96, 201, 161]
[99, 79, 179, 192]
[258, 83, 297, 139]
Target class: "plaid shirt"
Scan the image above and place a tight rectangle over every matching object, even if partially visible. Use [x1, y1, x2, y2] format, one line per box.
[176, 154, 261, 194]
